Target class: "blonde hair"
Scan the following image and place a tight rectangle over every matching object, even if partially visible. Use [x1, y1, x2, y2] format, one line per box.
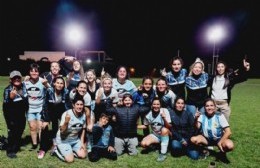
[188, 57, 205, 76]
[84, 69, 97, 81]
[101, 72, 112, 86]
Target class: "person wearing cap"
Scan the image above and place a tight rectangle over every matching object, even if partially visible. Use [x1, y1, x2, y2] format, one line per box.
[185, 58, 210, 117]
[3, 70, 28, 158]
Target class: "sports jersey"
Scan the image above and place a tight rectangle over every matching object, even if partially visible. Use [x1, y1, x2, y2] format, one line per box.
[144, 108, 171, 135]
[95, 88, 119, 104]
[198, 113, 229, 141]
[24, 80, 45, 113]
[112, 79, 136, 98]
[56, 109, 86, 143]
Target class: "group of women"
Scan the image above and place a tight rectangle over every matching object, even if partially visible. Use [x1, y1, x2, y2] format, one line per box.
[2, 56, 250, 164]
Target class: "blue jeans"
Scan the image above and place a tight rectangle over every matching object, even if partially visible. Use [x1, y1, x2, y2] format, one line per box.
[186, 104, 205, 117]
[171, 140, 199, 160]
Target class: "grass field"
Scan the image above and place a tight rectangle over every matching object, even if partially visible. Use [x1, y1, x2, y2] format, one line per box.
[0, 76, 259, 168]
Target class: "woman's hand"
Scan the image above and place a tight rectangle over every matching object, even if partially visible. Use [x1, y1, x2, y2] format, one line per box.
[108, 146, 115, 153]
[42, 122, 49, 129]
[10, 87, 17, 99]
[160, 68, 167, 77]
[243, 59, 250, 71]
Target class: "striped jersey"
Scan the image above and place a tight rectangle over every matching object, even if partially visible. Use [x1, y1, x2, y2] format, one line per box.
[198, 113, 229, 141]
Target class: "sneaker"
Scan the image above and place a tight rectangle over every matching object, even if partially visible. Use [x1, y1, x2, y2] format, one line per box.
[73, 151, 78, 158]
[157, 154, 167, 162]
[53, 148, 65, 161]
[207, 146, 214, 151]
[50, 145, 57, 156]
[7, 152, 17, 159]
[216, 152, 230, 164]
[37, 150, 45, 159]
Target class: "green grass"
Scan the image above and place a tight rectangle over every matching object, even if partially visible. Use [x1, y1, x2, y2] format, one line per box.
[0, 76, 260, 168]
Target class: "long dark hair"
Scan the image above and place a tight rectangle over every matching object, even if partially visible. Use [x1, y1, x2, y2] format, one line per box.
[66, 60, 85, 87]
[169, 56, 184, 68]
[52, 76, 65, 92]
[116, 65, 130, 79]
[173, 96, 185, 111]
[215, 61, 230, 89]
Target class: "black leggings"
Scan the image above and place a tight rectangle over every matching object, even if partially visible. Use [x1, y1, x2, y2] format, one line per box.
[3, 110, 26, 154]
[88, 147, 117, 162]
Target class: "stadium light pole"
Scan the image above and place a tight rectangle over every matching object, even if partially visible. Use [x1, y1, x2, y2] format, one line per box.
[206, 24, 226, 75]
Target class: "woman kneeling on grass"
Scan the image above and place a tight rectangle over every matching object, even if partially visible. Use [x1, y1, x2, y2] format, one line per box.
[138, 97, 172, 162]
[54, 97, 87, 163]
[190, 98, 234, 163]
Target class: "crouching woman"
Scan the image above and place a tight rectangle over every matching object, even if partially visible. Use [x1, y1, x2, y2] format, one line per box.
[191, 98, 234, 162]
[138, 97, 172, 162]
[54, 97, 87, 163]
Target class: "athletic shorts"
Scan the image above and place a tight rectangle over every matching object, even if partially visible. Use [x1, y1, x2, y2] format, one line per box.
[57, 139, 82, 157]
[27, 112, 41, 121]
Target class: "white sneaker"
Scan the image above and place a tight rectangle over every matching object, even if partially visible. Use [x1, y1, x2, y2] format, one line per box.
[50, 145, 57, 156]
[207, 146, 214, 150]
[54, 149, 65, 161]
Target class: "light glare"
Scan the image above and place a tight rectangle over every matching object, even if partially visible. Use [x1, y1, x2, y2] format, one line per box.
[64, 23, 86, 47]
[206, 24, 226, 44]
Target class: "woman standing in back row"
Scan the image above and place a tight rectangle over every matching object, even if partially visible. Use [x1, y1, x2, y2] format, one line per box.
[185, 58, 209, 116]
[161, 56, 187, 98]
[112, 66, 137, 105]
[209, 59, 250, 121]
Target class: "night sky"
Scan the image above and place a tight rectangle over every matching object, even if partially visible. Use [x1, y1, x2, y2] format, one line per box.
[2, 0, 259, 77]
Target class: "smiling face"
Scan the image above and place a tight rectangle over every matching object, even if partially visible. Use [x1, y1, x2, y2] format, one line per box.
[50, 62, 60, 75]
[123, 96, 133, 107]
[205, 100, 216, 116]
[156, 79, 168, 93]
[117, 67, 128, 80]
[73, 61, 81, 72]
[86, 70, 96, 83]
[30, 68, 39, 80]
[102, 79, 112, 92]
[216, 63, 226, 75]
[76, 82, 87, 96]
[151, 99, 161, 113]
[143, 78, 153, 92]
[192, 63, 203, 75]
[53, 78, 64, 91]
[73, 100, 84, 114]
[11, 76, 22, 87]
[175, 98, 185, 111]
[171, 59, 182, 73]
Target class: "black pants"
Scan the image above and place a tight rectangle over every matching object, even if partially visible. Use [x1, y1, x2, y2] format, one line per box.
[140, 114, 150, 137]
[40, 110, 63, 151]
[88, 147, 117, 162]
[3, 110, 26, 154]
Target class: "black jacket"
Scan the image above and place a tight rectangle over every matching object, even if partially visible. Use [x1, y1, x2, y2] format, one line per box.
[107, 104, 145, 138]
